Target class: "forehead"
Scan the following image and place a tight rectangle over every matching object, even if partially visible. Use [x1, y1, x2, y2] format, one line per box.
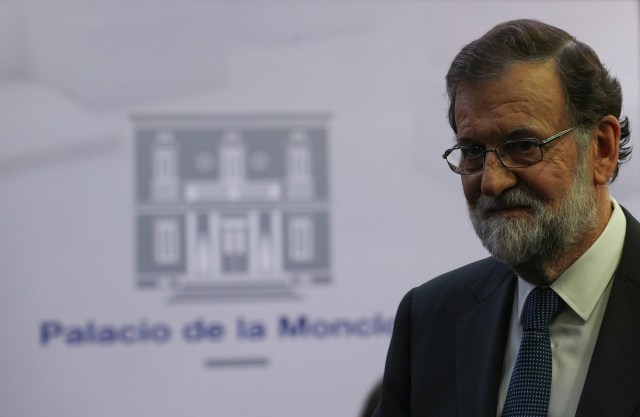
[454, 60, 567, 138]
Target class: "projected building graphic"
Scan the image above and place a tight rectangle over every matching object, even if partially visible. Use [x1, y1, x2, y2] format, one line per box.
[134, 114, 331, 302]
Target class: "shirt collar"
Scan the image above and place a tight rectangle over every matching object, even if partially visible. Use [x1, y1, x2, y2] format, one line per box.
[517, 197, 626, 323]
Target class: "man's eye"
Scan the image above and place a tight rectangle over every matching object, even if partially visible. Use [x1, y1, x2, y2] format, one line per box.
[461, 146, 484, 159]
[503, 140, 538, 153]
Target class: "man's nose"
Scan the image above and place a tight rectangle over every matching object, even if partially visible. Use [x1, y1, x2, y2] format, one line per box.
[480, 152, 517, 197]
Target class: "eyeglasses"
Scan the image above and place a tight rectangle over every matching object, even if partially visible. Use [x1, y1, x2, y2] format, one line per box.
[442, 125, 582, 175]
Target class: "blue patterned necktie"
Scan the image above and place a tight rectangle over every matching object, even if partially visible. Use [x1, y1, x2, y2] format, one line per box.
[502, 287, 563, 417]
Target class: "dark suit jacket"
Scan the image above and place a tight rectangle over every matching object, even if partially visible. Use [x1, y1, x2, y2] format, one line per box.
[374, 207, 640, 417]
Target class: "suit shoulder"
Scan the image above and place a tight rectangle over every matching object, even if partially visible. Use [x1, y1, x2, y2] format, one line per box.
[409, 257, 511, 305]
[416, 257, 511, 293]
[390, 257, 513, 348]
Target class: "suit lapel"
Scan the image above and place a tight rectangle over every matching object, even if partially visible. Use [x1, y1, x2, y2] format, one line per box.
[576, 207, 640, 416]
[456, 263, 516, 417]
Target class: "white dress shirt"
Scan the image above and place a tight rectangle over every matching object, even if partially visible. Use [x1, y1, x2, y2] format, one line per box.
[496, 198, 627, 417]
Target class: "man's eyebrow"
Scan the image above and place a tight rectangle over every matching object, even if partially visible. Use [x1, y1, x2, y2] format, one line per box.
[455, 127, 540, 144]
[504, 127, 539, 139]
[454, 135, 481, 145]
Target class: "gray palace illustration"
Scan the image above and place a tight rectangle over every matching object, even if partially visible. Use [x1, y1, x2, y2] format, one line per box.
[134, 114, 331, 302]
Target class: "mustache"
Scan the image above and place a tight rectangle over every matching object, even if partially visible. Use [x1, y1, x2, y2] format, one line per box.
[473, 189, 542, 214]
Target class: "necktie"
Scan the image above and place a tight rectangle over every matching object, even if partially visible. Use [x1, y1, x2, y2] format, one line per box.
[502, 287, 563, 417]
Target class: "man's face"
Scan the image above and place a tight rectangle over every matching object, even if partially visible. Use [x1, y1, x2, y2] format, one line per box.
[453, 61, 598, 282]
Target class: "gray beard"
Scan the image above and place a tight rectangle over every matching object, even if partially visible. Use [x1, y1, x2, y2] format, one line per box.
[468, 163, 597, 281]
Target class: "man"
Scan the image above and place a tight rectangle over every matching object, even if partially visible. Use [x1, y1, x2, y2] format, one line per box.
[373, 19, 637, 417]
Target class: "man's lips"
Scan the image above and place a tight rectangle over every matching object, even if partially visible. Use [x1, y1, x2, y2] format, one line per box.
[483, 206, 532, 217]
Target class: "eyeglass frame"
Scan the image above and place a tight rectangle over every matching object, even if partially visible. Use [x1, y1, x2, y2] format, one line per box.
[442, 124, 583, 175]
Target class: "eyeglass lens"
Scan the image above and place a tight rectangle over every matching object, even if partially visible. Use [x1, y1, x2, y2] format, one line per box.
[446, 139, 543, 174]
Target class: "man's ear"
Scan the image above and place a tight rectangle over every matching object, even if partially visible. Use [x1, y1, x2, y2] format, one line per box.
[592, 115, 621, 185]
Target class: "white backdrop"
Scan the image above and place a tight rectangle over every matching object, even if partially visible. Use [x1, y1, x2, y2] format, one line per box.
[1, 1, 638, 416]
